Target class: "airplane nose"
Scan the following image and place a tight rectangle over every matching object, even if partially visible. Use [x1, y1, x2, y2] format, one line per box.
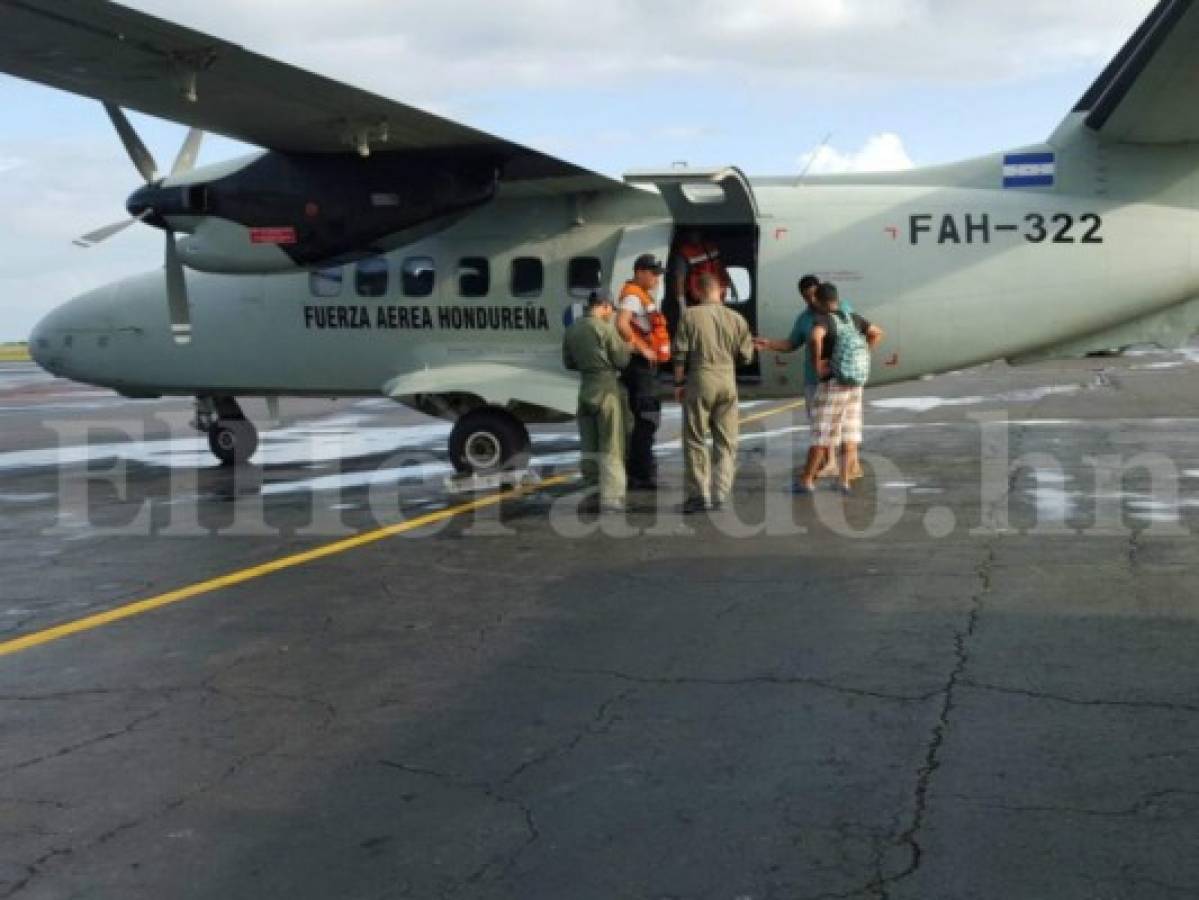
[28, 315, 51, 372]
[27, 283, 119, 380]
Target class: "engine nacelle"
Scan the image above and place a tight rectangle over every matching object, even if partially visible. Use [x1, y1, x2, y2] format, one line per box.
[128, 151, 498, 274]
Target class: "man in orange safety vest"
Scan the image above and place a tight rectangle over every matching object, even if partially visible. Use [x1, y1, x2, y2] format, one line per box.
[616, 254, 669, 490]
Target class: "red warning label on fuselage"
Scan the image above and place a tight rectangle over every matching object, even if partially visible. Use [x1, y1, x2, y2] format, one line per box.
[249, 227, 297, 245]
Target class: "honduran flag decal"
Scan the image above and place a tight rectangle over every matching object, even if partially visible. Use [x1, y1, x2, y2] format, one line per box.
[1003, 152, 1056, 189]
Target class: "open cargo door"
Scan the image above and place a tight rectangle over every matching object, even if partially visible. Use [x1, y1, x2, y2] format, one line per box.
[624, 167, 761, 380]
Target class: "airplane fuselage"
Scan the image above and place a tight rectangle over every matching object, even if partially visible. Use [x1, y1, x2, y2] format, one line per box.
[29, 120, 1199, 423]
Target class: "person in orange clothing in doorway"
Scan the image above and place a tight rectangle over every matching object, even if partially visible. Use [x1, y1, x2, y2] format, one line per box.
[674, 229, 731, 308]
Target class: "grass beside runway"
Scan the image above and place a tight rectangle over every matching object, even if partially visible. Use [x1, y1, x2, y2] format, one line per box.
[0, 344, 31, 362]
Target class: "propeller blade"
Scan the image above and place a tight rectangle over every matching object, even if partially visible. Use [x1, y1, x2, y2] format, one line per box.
[73, 209, 151, 248]
[103, 102, 159, 184]
[164, 232, 192, 346]
[74, 218, 134, 248]
[170, 128, 204, 177]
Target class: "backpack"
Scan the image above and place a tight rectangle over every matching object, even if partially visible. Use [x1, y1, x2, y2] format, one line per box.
[829, 311, 871, 387]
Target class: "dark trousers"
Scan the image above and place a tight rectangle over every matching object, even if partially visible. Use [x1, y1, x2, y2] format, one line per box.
[621, 356, 661, 482]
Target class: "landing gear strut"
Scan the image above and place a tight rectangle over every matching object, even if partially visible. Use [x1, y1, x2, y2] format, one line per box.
[193, 396, 259, 466]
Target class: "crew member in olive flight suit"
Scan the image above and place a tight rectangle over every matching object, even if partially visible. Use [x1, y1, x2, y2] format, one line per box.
[563, 287, 632, 512]
[673, 273, 756, 513]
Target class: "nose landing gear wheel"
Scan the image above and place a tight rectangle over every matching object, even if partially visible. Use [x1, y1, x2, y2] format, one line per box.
[449, 409, 530, 476]
[207, 419, 259, 466]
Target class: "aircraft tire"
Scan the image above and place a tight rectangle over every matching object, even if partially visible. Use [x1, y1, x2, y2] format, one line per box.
[449, 409, 530, 475]
[208, 419, 259, 466]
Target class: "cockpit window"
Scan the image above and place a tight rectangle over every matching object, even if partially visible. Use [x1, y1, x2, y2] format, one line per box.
[458, 257, 490, 298]
[511, 257, 543, 298]
[310, 267, 343, 298]
[355, 257, 389, 297]
[403, 257, 436, 298]
[568, 257, 602, 299]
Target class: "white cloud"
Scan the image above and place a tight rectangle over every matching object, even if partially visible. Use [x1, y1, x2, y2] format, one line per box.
[122, 1, 1153, 100]
[798, 132, 915, 175]
[0, 156, 25, 175]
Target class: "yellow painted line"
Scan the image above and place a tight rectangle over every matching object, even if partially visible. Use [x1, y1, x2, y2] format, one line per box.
[0, 396, 808, 659]
[741, 397, 806, 426]
[0, 475, 569, 658]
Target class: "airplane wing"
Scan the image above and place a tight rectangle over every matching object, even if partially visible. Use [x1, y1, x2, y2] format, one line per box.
[0, 0, 620, 190]
[1073, 0, 1199, 143]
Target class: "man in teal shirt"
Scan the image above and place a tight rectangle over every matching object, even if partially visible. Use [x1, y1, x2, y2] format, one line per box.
[755, 275, 855, 417]
[754, 275, 856, 482]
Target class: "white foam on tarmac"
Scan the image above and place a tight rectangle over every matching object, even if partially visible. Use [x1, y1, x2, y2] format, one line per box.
[871, 384, 1082, 414]
[871, 396, 985, 413]
[1031, 470, 1071, 485]
[259, 460, 454, 496]
[0, 492, 55, 503]
[0, 415, 452, 472]
[1125, 346, 1199, 366]
[0, 398, 147, 415]
[1028, 485, 1075, 520]
[1131, 361, 1186, 371]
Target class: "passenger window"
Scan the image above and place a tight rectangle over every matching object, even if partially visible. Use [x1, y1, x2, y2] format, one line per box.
[510, 257, 544, 298]
[309, 267, 343, 298]
[355, 257, 389, 297]
[726, 267, 753, 303]
[568, 257, 602, 298]
[458, 257, 490, 298]
[402, 257, 436, 297]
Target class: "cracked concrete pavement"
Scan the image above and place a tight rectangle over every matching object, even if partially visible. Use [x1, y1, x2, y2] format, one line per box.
[3, 353, 1199, 898]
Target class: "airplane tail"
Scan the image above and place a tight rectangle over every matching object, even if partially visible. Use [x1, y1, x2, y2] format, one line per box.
[1012, 0, 1199, 365]
[1063, 0, 1199, 145]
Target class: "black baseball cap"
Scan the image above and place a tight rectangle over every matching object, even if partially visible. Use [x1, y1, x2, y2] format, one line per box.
[634, 254, 664, 275]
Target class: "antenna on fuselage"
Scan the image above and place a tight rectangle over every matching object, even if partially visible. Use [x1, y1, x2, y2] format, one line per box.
[796, 132, 833, 186]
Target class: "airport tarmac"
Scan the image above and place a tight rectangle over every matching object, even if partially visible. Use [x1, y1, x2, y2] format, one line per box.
[2, 352, 1199, 900]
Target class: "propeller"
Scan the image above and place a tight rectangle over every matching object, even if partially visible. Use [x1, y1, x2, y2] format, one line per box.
[74, 102, 204, 345]
[72, 208, 151, 248]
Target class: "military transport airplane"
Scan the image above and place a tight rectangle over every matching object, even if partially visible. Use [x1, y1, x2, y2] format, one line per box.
[2, 0, 1198, 472]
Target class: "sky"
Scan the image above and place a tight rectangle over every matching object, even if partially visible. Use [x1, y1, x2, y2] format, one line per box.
[0, 0, 1157, 342]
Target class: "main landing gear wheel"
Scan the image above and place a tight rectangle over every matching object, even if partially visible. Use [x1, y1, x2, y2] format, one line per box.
[207, 419, 259, 467]
[193, 396, 260, 467]
[449, 409, 531, 476]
